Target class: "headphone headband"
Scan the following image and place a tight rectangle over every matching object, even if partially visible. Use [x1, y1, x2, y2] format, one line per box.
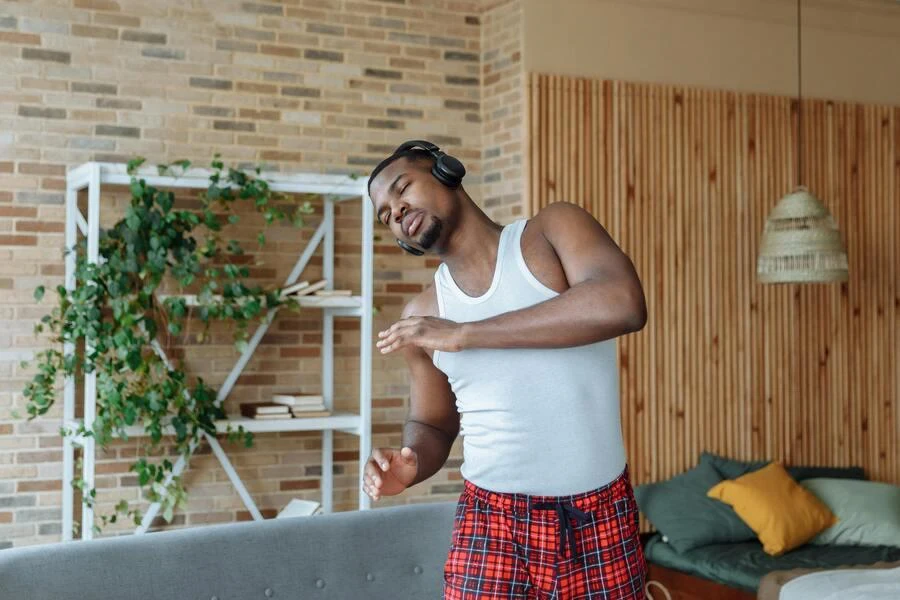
[392, 139, 466, 189]
[395, 140, 440, 155]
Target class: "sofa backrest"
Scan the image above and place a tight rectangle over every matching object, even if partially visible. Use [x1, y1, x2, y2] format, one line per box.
[0, 501, 457, 599]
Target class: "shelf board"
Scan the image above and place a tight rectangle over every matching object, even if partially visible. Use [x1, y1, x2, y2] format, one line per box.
[156, 293, 362, 311]
[224, 413, 360, 433]
[68, 162, 367, 199]
[65, 412, 362, 445]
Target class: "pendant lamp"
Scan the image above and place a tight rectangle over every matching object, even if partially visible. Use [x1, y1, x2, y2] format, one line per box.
[757, 0, 848, 284]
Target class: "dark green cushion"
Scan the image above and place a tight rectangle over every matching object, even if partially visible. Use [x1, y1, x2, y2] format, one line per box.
[700, 452, 867, 481]
[634, 460, 756, 554]
[644, 533, 900, 593]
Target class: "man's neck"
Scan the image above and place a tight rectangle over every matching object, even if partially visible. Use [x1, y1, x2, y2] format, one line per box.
[437, 201, 505, 291]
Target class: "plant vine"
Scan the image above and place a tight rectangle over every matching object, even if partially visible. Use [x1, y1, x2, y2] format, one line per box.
[22, 156, 314, 535]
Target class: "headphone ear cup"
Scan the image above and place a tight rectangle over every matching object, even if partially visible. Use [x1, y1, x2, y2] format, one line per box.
[397, 239, 424, 256]
[433, 154, 466, 188]
[431, 161, 456, 187]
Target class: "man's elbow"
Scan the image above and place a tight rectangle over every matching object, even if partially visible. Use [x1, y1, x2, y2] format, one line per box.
[618, 287, 647, 334]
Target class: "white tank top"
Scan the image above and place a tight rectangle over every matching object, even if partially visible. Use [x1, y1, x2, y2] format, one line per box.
[432, 218, 626, 495]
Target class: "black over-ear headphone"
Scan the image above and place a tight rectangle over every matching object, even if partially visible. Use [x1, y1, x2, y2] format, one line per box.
[393, 140, 466, 188]
[391, 140, 466, 256]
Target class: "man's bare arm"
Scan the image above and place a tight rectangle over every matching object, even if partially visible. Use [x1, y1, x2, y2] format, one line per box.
[458, 202, 647, 349]
[376, 202, 647, 355]
[401, 341, 459, 486]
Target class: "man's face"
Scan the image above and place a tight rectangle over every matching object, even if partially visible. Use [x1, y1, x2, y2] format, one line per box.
[369, 157, 454, 253]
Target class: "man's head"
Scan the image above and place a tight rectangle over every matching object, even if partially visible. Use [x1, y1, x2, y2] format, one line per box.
[368, 142, 466, 256]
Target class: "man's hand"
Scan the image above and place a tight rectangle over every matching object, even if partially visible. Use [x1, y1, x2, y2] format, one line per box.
[376, 316, 465, 354]
[362, 447, 419, 501]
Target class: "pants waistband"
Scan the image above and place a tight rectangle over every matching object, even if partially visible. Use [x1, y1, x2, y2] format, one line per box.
[462, 466, 631, 514]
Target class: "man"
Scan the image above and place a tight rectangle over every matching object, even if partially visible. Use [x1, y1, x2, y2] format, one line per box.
[363, 140, 648, 599]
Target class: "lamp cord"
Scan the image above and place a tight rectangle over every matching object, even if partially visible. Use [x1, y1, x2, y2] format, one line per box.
[797, 0, 803, 187]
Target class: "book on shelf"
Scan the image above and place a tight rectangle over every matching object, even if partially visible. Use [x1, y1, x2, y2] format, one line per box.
[240, 402, 291, 418]
[292, 405, 327, 412]
[290, 409, 332, 418]
[272, 393, 325, 408]
[281, 279, 328, 298]
[244, 413, 295, 420]
[279, 280, 310, 296]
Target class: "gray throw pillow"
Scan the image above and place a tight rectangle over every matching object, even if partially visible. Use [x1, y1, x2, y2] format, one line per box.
[634, 460, 756, 554]
[700, 452, 867, 481]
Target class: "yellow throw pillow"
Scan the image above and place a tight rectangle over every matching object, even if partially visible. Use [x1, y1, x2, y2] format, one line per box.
[707, 461, 837, 556]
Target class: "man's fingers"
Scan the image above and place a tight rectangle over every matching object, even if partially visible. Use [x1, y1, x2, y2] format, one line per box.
[371, 448, 392, 471]
[378, 329, 414, 354]
[363, 468, 380, 488]
[377, 331, 398, 351]
[378, 319, 407, 338]
[378, 317, 424, 340]
[376, 325, 409, 347]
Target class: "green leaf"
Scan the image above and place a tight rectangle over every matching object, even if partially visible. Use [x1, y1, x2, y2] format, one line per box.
[126, 157, 146, 175]
[129, 180, 144, 200]
[172, 417, 186, 440]
[126, 350, 142, 371]
[33, 286, 45, 301]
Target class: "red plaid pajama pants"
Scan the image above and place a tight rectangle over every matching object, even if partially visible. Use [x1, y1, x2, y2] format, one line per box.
[443, 467, 647, 599]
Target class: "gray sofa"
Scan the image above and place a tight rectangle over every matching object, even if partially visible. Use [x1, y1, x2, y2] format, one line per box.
[0, 501, 457, 599]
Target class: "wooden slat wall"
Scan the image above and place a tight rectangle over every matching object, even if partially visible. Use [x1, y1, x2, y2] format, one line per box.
[527, 73, 899, 485]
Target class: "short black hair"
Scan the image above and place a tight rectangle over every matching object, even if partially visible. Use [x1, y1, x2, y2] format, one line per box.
[367, 148, 434, 194]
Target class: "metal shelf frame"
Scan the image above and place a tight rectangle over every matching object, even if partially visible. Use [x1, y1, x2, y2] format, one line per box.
[62, 162, 373, 541]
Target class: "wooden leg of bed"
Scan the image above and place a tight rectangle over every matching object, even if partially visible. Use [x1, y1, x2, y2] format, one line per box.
[645, 563, 757, 600]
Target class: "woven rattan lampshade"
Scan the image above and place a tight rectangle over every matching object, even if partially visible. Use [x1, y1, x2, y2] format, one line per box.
[757, 187, 848, 283]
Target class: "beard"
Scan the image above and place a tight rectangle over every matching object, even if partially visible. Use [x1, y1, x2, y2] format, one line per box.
[416, 216, 442, 251]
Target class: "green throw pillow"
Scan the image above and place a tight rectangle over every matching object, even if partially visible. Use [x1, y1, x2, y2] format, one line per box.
[634, 460, 756, 553]
[801, 478, 900, 548]
[700, 452, 867, 481]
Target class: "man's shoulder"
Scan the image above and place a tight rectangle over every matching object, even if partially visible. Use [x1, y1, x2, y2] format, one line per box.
[402, 282, 439, 319]
[531, 201, 597, 231]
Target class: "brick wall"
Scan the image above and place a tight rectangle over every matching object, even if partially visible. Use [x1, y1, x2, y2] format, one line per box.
[480, 0, 523, 223]
[0, 0, 521, 547]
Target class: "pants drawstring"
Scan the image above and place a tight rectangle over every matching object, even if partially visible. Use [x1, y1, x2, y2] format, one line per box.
[531, 500, 591, 564]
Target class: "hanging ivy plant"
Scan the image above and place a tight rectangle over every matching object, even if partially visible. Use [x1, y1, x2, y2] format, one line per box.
[22, 156, 314, 535]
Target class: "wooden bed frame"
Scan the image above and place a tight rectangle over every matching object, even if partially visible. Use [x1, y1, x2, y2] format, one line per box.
[645, 563, 756, 600]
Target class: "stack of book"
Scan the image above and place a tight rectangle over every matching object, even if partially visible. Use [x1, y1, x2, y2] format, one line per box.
[280, 279, 353, 298]
[239, 402, 293, 420]
[280, 279, 327, 298]
[272, 393, 331, 418]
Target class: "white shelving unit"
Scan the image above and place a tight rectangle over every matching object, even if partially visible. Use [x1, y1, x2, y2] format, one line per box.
[61, 162, 373, 541]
